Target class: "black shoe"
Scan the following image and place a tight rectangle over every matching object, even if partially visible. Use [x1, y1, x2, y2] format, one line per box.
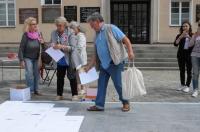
[34, 91, 42, 96]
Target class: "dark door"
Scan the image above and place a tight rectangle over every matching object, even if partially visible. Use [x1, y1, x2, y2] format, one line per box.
[111, 1, 150, 44]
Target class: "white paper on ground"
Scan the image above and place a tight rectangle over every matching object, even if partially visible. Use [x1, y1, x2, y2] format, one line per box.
[36, 116, 84, 132]
[45, 47, 65, 62]
[0, 101, 83, 132]
[79, 67, 99, 85]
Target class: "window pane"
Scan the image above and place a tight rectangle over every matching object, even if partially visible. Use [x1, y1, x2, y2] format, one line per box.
[8, 20, 15, 26]
[0, 2, 16, 26]
[182, 8, 189, 13]
[54, 0, 61, 4]
[0, 20, 6, 25]
[8, 3, 15, 24]
[171, 2, 180, 25]
[114, 4, 118, 11]
[171, 19, 179, 25]
[0, 8, 6, 14]
[182, 2, 189, 8]
[8, 0, 14, 2]
[171, 2, 179, 8]
[45, 0, 52, 4]
[171, 8, 179, 13]
[0, 14, 6, 20]
[171, 13, 179, 25]
[0, 3, 6, 26]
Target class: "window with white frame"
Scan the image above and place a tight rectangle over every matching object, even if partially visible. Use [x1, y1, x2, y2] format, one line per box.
[43, 0, 61, 5]
[170, 1, 191, 26]
[0, 0, 15, 27]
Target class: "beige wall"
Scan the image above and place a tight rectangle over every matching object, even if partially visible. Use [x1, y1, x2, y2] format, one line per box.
[0, 0, 100, 44]
[159, 0, 200, 43]
[0, 0, 199, 44]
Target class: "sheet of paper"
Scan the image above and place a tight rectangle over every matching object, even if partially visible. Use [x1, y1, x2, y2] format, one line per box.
[45, 47, 64, 62]
[0, 101, 84, 132]
[36, 116, 84, 132]
[79, 67, 99, 85]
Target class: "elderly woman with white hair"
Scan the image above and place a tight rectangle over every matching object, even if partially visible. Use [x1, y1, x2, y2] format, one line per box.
[69, 21, 87, 95]
[50, 17, 81, 101]
[18, 17, 44, 95]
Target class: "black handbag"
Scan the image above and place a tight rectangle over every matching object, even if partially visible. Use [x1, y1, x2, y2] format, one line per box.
[41, 44, 52, 65]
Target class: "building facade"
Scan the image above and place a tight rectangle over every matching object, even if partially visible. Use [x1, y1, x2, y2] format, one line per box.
[0, 0, 200, 44]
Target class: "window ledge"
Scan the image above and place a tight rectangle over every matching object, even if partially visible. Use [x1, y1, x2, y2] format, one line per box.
[0, 26, 16, 28]
[42, 4, 61, 6]
[169, 25, 181, 27]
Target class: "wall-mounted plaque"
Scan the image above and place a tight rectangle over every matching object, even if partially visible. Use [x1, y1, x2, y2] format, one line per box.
[196, 5, 200, 22]
[64, 6, 77, 22]
[42, 6, 61, 23]
[19, 8, 38, 24]
[80, 7, 100, 23]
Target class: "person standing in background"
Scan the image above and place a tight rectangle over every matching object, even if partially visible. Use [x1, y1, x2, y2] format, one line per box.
[18, 17, 44, 95]
[69, 21, 87, 96]
[189, 22, 200, 97]
[174, 21, 193, 93]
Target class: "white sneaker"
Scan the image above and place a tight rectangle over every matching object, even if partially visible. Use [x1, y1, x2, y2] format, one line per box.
[192, 90, 199, 98]
[177, 85, 185, 91]
[72, 95, 80, 101]
[182, 86, 190, 93]
[79, 89, 86, 95]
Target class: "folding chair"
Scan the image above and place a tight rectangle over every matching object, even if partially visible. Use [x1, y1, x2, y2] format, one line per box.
[43, 62, 56, 87]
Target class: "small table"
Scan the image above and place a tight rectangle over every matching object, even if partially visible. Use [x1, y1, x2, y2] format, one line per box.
[0, 57, 18, 81]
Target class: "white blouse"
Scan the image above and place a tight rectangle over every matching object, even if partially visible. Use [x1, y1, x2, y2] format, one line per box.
[75, 32, 87, 66]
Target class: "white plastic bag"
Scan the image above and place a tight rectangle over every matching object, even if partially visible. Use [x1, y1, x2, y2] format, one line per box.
[122, 63, 146, 100]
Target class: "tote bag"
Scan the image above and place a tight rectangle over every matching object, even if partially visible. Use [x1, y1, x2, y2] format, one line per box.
[122, 63, 146, 100]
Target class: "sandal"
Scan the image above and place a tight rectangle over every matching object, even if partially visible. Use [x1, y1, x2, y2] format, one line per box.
[122, 103, 130, 112]
[87, 106, 104, 111]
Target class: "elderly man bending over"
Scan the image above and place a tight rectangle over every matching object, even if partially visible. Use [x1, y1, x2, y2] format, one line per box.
[85, 13, 135, 112]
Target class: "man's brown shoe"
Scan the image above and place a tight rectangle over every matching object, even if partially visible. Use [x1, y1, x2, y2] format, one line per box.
[122, 103, 130, 112]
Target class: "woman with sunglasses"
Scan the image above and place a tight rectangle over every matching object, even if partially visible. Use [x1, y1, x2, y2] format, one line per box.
[18, 17, 44, 95]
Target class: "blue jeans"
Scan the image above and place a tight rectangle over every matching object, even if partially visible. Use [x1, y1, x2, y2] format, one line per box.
[95, 63, 129, 109]
[24, 58, 39, 92]
[192, 56, 200, 90]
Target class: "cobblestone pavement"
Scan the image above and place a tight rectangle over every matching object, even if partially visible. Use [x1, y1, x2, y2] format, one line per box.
[0, 69, 200, 103]
[1, 69, 200, 132]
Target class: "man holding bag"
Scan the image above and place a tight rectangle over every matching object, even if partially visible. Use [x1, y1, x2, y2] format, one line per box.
[85, 12, 134, 112]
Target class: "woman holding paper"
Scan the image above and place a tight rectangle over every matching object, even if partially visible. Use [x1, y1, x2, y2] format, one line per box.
[50, 17, 79, 101]
[18, 17, 44, 95]
[69, 21, 87, 95]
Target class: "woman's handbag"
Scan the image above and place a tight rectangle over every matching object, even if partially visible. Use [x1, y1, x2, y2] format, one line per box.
[41, 44, 52, 65]
[122, 62, 146, 100]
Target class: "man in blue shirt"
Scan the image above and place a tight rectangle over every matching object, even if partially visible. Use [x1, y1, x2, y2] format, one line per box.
[86, 13, 134, 112]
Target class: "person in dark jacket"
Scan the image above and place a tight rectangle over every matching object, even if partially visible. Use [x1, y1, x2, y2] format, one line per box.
[18, 17, 44, 95]
[174, 21, 193, 93]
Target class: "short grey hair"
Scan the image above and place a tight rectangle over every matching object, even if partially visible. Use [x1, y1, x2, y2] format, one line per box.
[87, 12, 104, 22]
[55, 16, 68, 26]
[69, 21, 85, 33]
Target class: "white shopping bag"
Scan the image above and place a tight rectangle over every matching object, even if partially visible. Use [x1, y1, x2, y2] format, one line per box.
[122, 63, 146, 100]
